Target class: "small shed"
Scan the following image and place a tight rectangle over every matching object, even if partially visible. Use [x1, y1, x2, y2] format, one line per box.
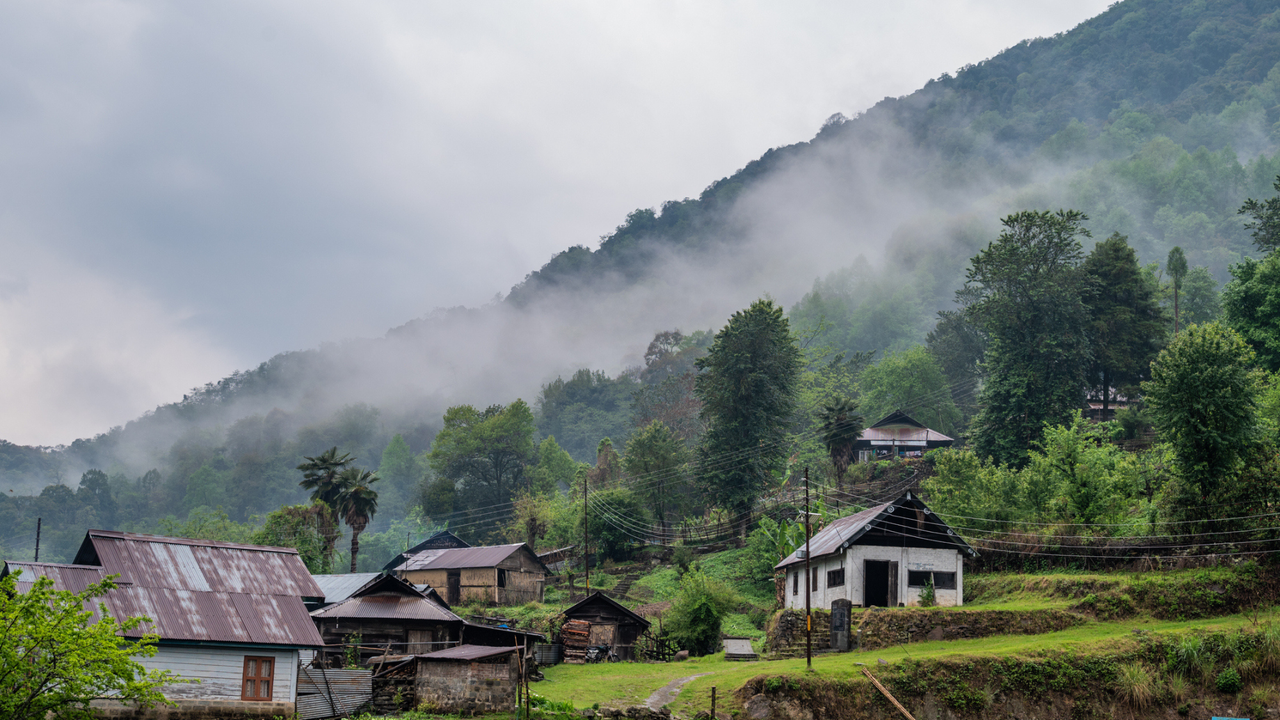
[310, 573, 464, 665]
[388, 543, 550, 605]
[3, 530, 324, 719]
[560, 591, 651, 662]
[855, 410, 954, 462]
[414, 645, 520, 714]
[775, 493, 977, 610]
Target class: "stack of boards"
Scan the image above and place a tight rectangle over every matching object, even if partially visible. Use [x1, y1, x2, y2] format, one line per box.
[561, 619, 592, 663]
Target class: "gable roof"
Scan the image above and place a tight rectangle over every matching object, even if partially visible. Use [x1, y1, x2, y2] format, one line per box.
[857, 410, 954, 447]
[394, 543, 550, 574]
[311, 572, 448, 609]
[12, 530, 326, 648]
[311, 574, 462, 623]
[382, 530, 471, 571]
[561, 591, 651, 631]
[774, 493, 976, 570]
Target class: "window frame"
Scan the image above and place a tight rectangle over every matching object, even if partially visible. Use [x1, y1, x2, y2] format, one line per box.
[241, 655, 274, 702]
[826, 568, 845, 588]
[907, 570, 957, 590]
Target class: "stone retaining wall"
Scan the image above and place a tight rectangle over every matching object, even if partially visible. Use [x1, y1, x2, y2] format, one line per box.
[416, 657, 517, 714]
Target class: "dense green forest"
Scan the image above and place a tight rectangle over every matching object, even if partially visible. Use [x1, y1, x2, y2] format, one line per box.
[5, 0, 1280, 572]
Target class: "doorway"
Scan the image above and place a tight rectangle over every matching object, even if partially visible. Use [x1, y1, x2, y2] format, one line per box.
[864, 560, 899, 607]
[447, 571, 461, 605]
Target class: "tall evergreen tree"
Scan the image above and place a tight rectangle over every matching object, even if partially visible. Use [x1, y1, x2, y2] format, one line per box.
[1167, 246, 1188, 336]
[1082, 233, 1167, 414]
[966, 210, 1092, 467]
[694, 299, 802, 537]
[817, 398, 863, 491]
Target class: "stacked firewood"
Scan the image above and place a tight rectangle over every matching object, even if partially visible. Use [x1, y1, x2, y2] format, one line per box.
[561, 619, 591, 663]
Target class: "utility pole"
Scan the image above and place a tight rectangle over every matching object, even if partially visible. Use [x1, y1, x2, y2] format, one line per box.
[804, 467, 812, 670]
[34, 517, 41, 562]
[584, 477, 590, 595]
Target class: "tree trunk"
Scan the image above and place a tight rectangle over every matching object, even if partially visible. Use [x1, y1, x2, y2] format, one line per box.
[350, 526, 362, 573]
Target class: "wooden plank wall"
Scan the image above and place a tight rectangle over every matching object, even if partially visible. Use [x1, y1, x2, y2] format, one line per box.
[138, 645, 297, 702]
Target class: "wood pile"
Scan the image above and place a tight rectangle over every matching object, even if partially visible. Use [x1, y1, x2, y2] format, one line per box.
[561, 619, 591, 663]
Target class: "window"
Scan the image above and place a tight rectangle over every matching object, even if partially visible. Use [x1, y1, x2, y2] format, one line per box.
[242, 656, 273, 701]
[811, 568, 818, 592]
[497, 569, 507, 588]
[827, 568, 845, 587]
[792, 570, 799, 595]
[907, 571, 957, 590]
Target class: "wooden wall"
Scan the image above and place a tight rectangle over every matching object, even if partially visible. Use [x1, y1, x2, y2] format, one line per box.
[137, 644, 298, 703]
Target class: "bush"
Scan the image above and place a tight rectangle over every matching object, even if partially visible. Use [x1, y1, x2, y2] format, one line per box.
[1217, 667, 1243, 694]
[664, 569, 739, 656]
[1116, 663, 1157, 709]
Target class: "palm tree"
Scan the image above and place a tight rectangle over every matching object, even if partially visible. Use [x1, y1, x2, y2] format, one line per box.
[818, 398, 864, 493]
[297, 447, 354, 571]
[337, 468, 380, 573]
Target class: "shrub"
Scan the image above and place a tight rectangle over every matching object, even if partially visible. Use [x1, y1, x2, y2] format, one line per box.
[1217, 667, 1243, 694]
[664, 569, 739, 656]
[919, 578, 936, 608]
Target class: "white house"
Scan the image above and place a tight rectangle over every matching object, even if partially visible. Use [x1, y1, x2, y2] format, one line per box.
[3, 530, 325, 718]
[775, 492, 977, 610]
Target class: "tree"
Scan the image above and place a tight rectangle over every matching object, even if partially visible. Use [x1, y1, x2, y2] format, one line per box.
[663, 569, 739, 656]
[1181, 266, 1222, 326]
[76, 469, 116, 528]
[857, 346, 960, 435]
[1082, 233, 1167, 413]
[1167, 246, 1188, 336]
[296, 446, 354, 569]
[428, 401, 535, 540]
[817, 398, 864, 491]
[694, 299, 803, 537]
[966, 210, 1093, 467]
[526, 436, 580, 495]
[504, 491, 552, 549]
[377, 434, 420, 513]
[1222, 253, 1280, 372]
[1143, 323, 1261, 525]
[252, 503, 329, 574]
[536, 370, 639, 462]
[585, 438, 623, 489]
[622, 420, 689, 533]
[1239, 174, 1280, 254]
[1, 572, 177, 720]
[336, 468, 379, 573]
[926, 287, 987, 421]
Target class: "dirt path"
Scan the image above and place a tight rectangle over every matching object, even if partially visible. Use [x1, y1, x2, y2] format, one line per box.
[645, 672, 712, 714]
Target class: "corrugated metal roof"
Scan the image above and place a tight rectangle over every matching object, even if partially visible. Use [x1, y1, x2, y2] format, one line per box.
[311, 593, 462, 622]
[312, 573, 382, 603]
[419, 644, 518, 661]
[399, 544, 538, 571]
[774, 494, 976, 570]
[3, 562, 108, 594]
[76, 530, 323, 598]
[29, 531, 327, 647]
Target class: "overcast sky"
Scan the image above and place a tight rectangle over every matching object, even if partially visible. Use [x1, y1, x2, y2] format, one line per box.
[0, 0, 1113, 446]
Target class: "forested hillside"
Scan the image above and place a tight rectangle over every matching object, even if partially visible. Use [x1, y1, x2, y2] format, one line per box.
[4, 0, 1280, 568]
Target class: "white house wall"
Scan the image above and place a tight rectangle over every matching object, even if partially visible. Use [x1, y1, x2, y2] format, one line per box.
[783, 546, 963, 610]
[137, 644, 298, 702]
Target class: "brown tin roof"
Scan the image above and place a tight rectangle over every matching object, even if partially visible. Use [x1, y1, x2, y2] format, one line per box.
[396, 543, 549, 573]
[419, 644, 519, 661]
[12, 530, 326, 647]
[310, 574, 462, 623]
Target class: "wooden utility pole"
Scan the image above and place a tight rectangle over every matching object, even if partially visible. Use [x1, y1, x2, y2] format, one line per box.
[804, 467, 812, 670]
[584, 477, 590, 595]
[34, 517, 41, 562]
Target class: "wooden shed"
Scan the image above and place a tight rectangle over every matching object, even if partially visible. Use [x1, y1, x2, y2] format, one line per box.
[387, 543, 549, 606]
[560, 591, 651, 662]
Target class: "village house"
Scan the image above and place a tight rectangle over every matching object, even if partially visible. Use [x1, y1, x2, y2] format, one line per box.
[855, 410, 955, 462]
[775, 493, 977, 610]
[309, 573, 464, 666]
[2, 530, 324, 718]
[385, 542, 550, 605]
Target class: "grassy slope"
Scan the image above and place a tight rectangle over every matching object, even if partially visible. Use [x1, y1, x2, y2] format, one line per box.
[537, 564, 1280, 717]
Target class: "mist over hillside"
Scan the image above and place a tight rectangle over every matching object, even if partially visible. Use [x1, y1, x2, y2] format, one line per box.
[4, 0, 1280, 560]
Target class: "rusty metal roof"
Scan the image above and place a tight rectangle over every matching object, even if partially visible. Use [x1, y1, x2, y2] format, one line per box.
[774, 494, 977, 570]
[312, 572, 383, 603]
[397, 543, 548, 573]
[418, 644, 518, 661]
[311, 593, 462, 623]
[3, 562, 108, 594]
[74, 530, 324, 598]
[23, 531, 328, 647]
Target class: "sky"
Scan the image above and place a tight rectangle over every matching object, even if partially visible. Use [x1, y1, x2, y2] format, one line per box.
[0, 0, 1114, 447]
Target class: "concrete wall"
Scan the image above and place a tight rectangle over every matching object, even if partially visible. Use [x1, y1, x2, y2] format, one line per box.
[416, 657, 517, 714]
[783, 546, 963, 610]
[90, 644, 298, 718]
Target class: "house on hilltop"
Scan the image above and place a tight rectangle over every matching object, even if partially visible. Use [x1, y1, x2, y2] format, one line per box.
[856, 410, 955, 462]
[385, 542, 550, 605]
[775, 493, 976, 610]
[2, 530, 324, 718]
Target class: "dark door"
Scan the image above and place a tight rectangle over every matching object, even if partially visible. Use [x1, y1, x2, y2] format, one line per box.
[864, 560, 889, 607]
[888, 562, 899, 607]
[447, 571, 461, 605]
